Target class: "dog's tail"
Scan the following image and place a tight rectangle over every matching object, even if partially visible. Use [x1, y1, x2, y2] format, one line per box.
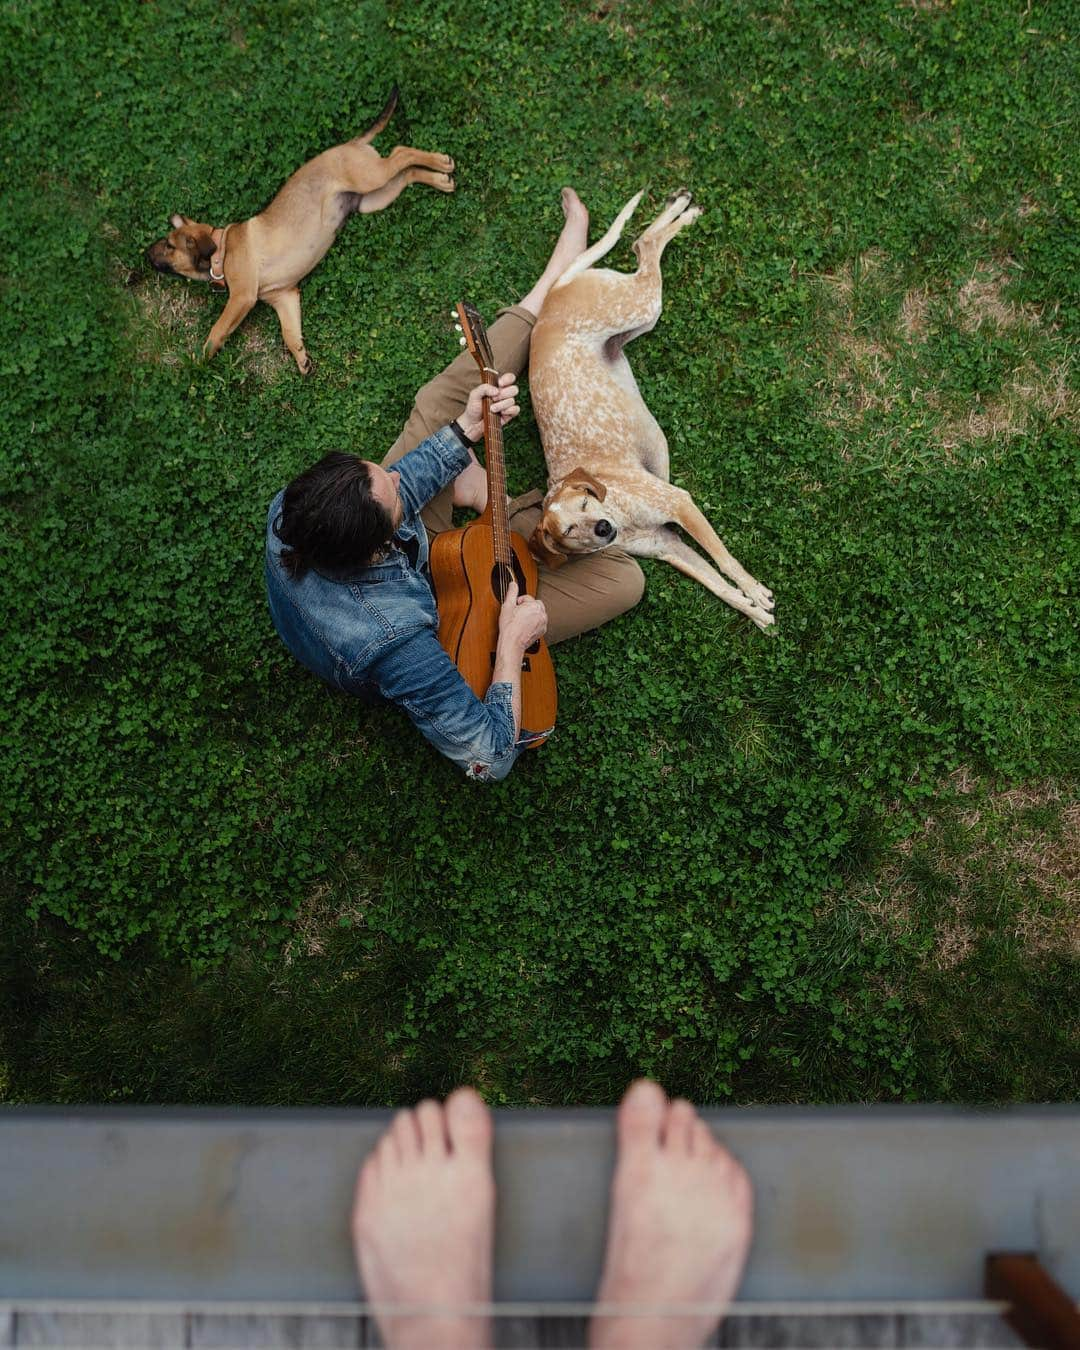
[354, 85, 399, 144]
[551, 190, 644, 290]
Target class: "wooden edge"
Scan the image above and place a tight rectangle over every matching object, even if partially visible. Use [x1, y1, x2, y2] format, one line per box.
[985, 1252, 1080, 1350]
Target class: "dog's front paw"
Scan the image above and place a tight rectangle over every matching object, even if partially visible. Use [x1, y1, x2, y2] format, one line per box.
[298, 354, 314, 377]
[742, 580, 774, 612]
[747, 603, 776, 632]
[435, 172, 456, 193]
[437, 154, 455, 174]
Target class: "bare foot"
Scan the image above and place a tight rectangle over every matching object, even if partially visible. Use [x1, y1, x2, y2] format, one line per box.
[352, 1088, 495, 1350]
[560, 185, 590, 245]
[518, 187, 591, 316]
[590, 1080, 753, 1350]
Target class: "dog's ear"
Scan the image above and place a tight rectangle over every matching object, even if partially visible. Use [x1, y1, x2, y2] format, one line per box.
[529, 523, 569, 570]
[170, 213, 188, 230]
[564, 467, 607, 503]
[195, 233, 217, 262]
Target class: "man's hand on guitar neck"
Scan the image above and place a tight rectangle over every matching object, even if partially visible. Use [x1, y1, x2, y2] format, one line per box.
[459, 371, 520, 442]
[450, 372, 521, 514]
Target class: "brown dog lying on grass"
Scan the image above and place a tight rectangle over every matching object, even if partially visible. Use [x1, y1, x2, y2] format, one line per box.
[145, 87, 454, 374]
[528, 190, 776, 630]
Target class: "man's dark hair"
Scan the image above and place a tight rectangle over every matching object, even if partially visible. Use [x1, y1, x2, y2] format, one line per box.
[274, 452, 394, 580]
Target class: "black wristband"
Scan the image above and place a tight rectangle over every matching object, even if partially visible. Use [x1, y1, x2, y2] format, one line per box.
[449, 418, 477, 448]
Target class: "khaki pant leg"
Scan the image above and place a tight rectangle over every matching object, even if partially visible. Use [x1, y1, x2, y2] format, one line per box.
[382, 305, 536, 535]
[509, 493, 645, 646]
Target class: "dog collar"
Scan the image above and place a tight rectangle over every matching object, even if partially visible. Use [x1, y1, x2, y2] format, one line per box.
[209, 225, 231, 290]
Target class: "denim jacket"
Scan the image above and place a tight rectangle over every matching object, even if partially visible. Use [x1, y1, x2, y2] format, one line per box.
[265, 426, 525, 782]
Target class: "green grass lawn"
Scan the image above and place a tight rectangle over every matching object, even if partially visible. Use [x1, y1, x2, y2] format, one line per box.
[1, 0, 1076, 1105]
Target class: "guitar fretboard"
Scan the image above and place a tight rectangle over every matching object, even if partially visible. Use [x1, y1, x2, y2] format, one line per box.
[481, 366, 514, 580]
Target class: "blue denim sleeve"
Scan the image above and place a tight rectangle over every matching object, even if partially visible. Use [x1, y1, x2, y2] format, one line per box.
[393, 425, 472, 518]
[370, 627, 523, 782]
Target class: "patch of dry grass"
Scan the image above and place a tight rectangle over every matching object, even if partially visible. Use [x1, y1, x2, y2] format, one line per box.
[845, 776, 1079, 972]
[938, 358, 1078, 452]
[898, 284, 931, 342]
[283, 857, 379, 961]
[126, 275, 291, 381]
[128, 277, 209, 367]
[815, 251, 898, 443]
[812, 247, 1077, 462]
[235, 313, 293, 382]
[955, 263, 1044, 333]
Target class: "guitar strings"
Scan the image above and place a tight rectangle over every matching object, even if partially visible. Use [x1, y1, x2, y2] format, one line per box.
[463, 307, 514, 603]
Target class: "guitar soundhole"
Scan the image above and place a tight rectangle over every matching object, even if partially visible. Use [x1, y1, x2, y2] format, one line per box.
[490, 561, 516, 601]
[490, 559, 542, 656]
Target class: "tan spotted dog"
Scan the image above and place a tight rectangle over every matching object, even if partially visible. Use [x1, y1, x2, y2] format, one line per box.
[145, 87, 454, 374]
[528, 190, 775, 630]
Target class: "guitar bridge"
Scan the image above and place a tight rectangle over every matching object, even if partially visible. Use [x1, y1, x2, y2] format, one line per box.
[488, 652, 532, 672]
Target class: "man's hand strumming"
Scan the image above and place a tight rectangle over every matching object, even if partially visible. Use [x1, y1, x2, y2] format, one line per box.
[498, 579, 547, 652]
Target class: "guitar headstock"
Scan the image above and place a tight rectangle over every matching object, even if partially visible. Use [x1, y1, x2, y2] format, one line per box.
[453, 301, 497, 380]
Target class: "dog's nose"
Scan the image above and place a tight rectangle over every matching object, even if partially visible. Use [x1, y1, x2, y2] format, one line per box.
[146, 248, 171, 274]
[594, 519, 615, 540]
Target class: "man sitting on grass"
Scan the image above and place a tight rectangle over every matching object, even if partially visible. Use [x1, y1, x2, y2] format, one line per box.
[265, 189, 643, 782]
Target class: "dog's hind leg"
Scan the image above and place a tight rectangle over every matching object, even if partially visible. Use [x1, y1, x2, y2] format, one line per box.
[357, 166, 455, 213]
[630, 527, 775, 630]
[632, 192, 701, 265]
[602, 194, 703, 354]
[636, 189, 696, 240]
[336, 144, 455, 198]
[378, 146, 455, 179]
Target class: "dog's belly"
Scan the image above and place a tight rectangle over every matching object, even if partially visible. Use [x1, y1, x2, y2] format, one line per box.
[532, 342, 655, 476]
[257, 231, 338, 294]
[252, 175, 349, 292]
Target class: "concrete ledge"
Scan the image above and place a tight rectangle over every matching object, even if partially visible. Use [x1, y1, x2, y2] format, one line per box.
[0, 1107, 1077, 1302]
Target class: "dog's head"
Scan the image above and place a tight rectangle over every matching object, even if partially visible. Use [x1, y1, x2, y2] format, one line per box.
[529, 468, 618, 568]
[145, 214, 216, 279]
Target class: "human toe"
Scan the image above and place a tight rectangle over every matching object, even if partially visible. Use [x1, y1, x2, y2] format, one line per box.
[390, 1108, 421, 1161]
[616, 1078, 667, 1154]
[692, 1116, 715, 1155]
[664, 1096, 697, 1152]
[445, 1086, 493, 1157]
[415, 1098, 450, 1155]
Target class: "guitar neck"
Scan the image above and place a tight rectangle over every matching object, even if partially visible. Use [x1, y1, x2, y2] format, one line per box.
[480, 364, 513, 568]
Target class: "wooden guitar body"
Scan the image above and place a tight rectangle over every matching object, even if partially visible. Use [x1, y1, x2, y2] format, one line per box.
[430, 518, 557, 747]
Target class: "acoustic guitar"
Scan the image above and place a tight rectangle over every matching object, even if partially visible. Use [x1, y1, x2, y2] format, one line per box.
[428, 302, 557, 749]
